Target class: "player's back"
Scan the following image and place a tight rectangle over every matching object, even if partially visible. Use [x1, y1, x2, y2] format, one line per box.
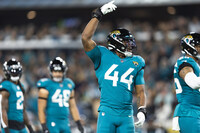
[92, 46, 145, 114]
[0, 80, 24, 122]
[37, 78, 74, 119]
[174, 55, 200, 118]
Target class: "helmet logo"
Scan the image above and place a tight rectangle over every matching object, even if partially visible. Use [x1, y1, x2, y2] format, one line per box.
[184, 35, 193, 45]
[111, 30, 120, 34]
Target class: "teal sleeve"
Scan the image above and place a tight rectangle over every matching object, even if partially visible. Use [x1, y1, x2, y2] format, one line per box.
[85, 46, 101, 70]
[0, 81, 10, 92]
[37, 79, 48, 89]
[66, 78, 75, 90]
[135, 69, 145, 85]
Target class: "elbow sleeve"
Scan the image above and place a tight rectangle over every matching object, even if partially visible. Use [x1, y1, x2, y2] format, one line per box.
[184, 72, 200, 89]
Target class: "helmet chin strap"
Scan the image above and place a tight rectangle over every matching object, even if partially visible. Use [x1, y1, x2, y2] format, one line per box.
[10, 76, 20, 82]
[53, 77, 62, 82]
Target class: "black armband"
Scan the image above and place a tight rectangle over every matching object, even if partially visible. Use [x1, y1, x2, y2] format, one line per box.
[76, 120, 84, 133]
[178, 62, 193, 72]
[138, 107, 147, 119]
[38, 97, 47, 100]
[91, 8, 103, 21]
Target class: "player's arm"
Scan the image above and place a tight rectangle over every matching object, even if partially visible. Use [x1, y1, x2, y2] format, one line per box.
[179, 62, 200, 89]
[69, 90, 84, 133]
[81, 0, 117, 52]
[1, 90, 10, 133]
[38, 88, 49, 133]
[23, 96, 35, 133]
[134, 69, 147, 127]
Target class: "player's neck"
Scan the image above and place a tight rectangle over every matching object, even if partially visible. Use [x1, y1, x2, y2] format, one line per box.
[186, 54, 199, 62]
[115, 51, 125, 59]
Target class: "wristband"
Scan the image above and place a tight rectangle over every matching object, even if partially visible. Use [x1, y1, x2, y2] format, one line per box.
[91, 8, 103, 21]
[138, 107, 147, 119]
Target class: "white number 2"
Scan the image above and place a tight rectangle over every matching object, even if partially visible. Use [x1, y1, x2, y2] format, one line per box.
[104, 64, 134, 90]
[16, 91, 24, 110]
[52, 89, 71, 107]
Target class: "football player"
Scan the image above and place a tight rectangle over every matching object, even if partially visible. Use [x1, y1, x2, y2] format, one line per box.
[37, 57, 84, 133]
[0, 58, 34, 133]
[81, 1, 147, 133]
[173, 33, 200, 133]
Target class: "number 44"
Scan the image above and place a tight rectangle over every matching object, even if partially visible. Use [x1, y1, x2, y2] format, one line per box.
[104, 64, 134, 90]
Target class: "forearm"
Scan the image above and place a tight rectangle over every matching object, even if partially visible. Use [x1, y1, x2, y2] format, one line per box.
[136, 89, 146, 108]
[1, 109, 9, 128]
[70, 105, 81, 121]
[82, 18, 99, 40]
[38, 100, 47, 124]
[23, 111, 31, 126]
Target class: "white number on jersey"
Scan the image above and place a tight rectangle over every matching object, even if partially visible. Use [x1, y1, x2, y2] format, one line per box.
[16, 91, 24, 110]
[104, 64, 134, 90]
[52, 89, 71, 107]
[174, 78, 182, 94]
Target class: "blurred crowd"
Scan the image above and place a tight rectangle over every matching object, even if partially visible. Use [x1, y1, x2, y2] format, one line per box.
[0, 15, 200, 133]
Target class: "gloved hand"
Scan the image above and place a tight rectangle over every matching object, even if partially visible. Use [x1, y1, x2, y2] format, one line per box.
[100, 0, 117, 15]
[41, 123, 50, 133]
[91, 0, 117, 20]
[27, 125, 35, 133]
[134, 107, 147, 127]
[76, 120, 84, 133]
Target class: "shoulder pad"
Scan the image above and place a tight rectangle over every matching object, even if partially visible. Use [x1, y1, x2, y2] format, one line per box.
[0, 81, 10, 91]
[37, 78, 50, 88]
[64, 78, 75, 89]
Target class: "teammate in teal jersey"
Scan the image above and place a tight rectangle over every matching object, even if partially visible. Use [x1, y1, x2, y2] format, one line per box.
[81, 1, 147, 133]
[37, 57, 84, 133]
[0, 58, 34, 133]
[173, 33, 200, 133]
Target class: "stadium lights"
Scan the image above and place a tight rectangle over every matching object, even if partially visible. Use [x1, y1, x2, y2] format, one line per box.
[27, 11, 37, 20]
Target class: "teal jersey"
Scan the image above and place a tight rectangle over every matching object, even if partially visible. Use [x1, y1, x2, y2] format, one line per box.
[37, 78, 74, 119]
[86, 46, 145, 113]
[0, 80, 24, 122]
[174, 55, 200, 118]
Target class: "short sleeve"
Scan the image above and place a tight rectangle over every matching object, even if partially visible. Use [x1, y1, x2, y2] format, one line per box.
[0, 81, 10, 92]
[85, 46, 101, 70]
[135, 69, 145, 85]
[65, 78, 75, 90]
[37, 78, 49, 89]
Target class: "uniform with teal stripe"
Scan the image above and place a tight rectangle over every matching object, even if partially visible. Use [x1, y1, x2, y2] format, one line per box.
[174, 55, 200, 118]
[37, 78, 74, 119]
[87, 46, 145, 113]
[0, 80, 24, 122]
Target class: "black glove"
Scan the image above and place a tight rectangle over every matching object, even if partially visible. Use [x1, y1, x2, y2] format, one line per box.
[4, 127, 10, 133]
[27, 125, 35, 133]
[76, 120, 84, 133]
[41, 123, 50, 133]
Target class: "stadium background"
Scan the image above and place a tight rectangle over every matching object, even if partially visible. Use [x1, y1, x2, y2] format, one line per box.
[0, 0, 200, 132]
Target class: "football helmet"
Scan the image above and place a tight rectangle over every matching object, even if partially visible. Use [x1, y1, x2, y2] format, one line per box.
[181, 32, 200, 59]
[49, 57, 68, 82]
[3, 58, 22, 82]
[107, 28, 136, 57]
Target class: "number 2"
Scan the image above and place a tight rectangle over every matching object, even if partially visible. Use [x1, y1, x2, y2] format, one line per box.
[16, 91, 24, 110]
[104, 64, 134, 90]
